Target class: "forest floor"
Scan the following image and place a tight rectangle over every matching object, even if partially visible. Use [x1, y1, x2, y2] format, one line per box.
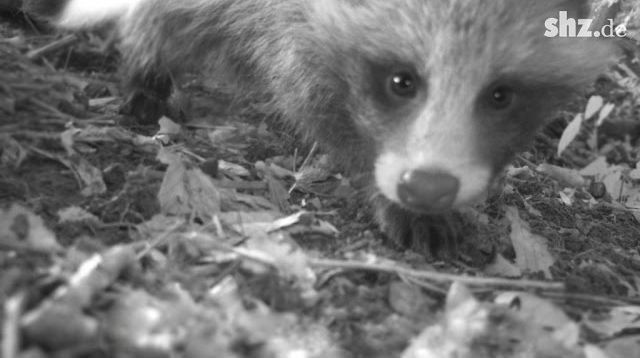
[2, 7, 640, 358]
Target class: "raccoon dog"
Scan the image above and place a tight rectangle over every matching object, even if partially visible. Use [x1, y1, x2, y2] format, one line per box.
[25, 0, 618, 254]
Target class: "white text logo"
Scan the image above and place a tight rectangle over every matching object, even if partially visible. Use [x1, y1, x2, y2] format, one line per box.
[545, 11, 626, 38]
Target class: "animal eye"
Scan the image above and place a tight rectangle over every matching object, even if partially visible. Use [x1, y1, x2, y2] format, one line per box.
[388, 71, 418, 98]
[489, 85, 515, 109]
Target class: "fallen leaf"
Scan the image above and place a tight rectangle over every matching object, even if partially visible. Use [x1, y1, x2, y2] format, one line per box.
[495, 292, 573, 333]
[158, 154, 221, 218]
[559, 188, 575, 206]
[596, 103, 616, 127]
[402, 283, 584, 358]
[585, 95, 604, 120]
[602, 336, 640, 358]
[153, 116, 182, 144]
[581, 157, 610, 178]
[31, 145, 107, 197]
[585, 306, 640, 337]
[219, 160, 251, 177]
[21, 302, 99, 351]
[629, 168, 640, 180]
[58, 206, 101, 224]
[557, 114, 583, 157]
[0, 204, 61, 251]
[602, 171, 624, 201]
[388, 281, 435, 317]
[506, 207, 555, 279]
[265, 170, 291, 212]
[483, 254, 522, 278]
[584, 344, 612, 358]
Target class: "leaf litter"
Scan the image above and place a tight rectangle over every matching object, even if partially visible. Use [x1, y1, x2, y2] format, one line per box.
[2, 2, 640, 357]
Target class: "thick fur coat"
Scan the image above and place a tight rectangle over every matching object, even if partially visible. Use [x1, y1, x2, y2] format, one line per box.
[25, 0, 618, 253]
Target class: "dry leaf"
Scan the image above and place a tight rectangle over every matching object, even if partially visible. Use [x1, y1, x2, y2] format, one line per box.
[557, 114, 583, 157]
[585, 95, 604, 120]
[265, 170, 291, 212]
[596, 103, 615, 127]
[602, 336, 640, 358]
[559, 188, 576, 206]
[402, 283, 584, 358]
[0, 204, 61, 251]
[158, 154, 221, 218]
[58, 206, 101, 224]
[584, 344, 612, 358]
[483, 254, 522, 278]
[388, 281, 435, 317]
[219, 160, 251, 177]
[154, 116, 182, 144]
[506, 207, 554, 279]
[494, 292, 574, 333]
[602, 171, 624, 201]
[581, 157, 610, 177]
[585, 306, 640, 337]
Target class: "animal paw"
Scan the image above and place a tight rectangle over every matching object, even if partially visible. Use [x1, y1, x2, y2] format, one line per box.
[120, 90, 169, 124]
[374, 198, 462, 259]
[120, 71, 175, 124]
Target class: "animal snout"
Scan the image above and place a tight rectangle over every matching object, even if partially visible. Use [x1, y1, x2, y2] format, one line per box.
[397, 169, 460, 213]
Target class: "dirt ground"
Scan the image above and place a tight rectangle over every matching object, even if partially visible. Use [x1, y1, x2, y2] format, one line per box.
[2, 6, 640, 358]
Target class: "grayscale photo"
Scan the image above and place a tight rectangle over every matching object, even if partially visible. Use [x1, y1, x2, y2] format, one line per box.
[1, 0, 639, 357]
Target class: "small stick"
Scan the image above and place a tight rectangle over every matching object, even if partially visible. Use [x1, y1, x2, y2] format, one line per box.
[288, 141, 319, 194]
[309, 258, 565, 291]
[26, 34, 79, 61]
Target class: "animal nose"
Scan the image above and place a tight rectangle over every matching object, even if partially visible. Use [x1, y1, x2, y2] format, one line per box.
[397, 169, 460, 212]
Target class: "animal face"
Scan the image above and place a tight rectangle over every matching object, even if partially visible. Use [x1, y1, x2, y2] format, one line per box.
[309, 0, 615, 212]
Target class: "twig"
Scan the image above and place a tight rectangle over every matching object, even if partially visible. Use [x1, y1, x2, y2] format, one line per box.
[7, 130, 60, 140]
[404, 276, 449, 295]
[136, 220, 185, 260]
[28, 97, 74, 120]
[288, 141, 319, 194]
[216, 179, 268, 191]
[515, 154, 540, 173]
[308, 258, 565, 290]
[546, 291, 640, 307]
[298, 141, 319, 171]
[26, 34, 79, 61]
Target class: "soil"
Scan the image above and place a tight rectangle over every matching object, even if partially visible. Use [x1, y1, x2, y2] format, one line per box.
[1, 9, 640, 358]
